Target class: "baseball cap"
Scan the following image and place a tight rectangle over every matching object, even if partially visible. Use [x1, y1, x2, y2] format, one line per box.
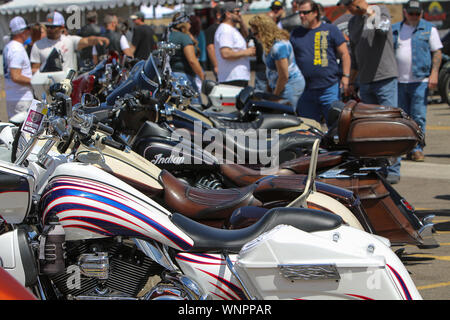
[405, 0, 422, 13]
[223, 2, 240, 13]
[219, 2, 240, 20]
[45, 11, 65, 26]
[130, 12, 145, 20]
[9, 16, 28, 35]
[271, 1, 283, 9]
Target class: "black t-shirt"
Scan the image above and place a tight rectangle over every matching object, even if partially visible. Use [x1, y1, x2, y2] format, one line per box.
[205, 23, 219, 46]
[132, 25, 156, 60]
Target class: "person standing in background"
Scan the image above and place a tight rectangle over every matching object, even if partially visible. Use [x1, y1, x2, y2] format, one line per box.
[280, 0, 302, 32]
[290, 0, 351, 123]
[169, 13, 205, 104]
[130, 11, 156, 60]
[214, 3, 255, 87]
[26, 23, 46, 57]
[341, 0, 400, 183]
[3, 16, 33, 120]
[249, 15, 305, 110]
[78, 11, 102, 69]
[267, 0, 285, 27]
[189, 15, 207, 70]
[30, 11, 109, 73]
[393, 0, 443, 162]
[93, 14, 133, 63]
[205, 6, 222, 79]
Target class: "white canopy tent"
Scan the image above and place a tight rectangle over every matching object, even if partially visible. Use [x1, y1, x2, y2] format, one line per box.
[141, 4, 178, 19]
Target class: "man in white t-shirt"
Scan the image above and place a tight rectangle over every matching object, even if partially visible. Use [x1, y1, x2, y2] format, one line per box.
[2, 16, 34, 120]
[214, 3, 255, 86]
[30, 11, 109, 73]
[392, 0, 443, 162]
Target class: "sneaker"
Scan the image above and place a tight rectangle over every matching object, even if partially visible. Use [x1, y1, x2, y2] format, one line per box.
[386, 174, 400, 185]
[411, 150, 425, 162]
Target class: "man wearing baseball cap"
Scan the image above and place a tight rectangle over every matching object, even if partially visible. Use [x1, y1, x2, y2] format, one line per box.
[3, 16, 33, 120]
[214, 3, 255, 87]
[392, 0, 443, 162]
[129, 11, 156, 60]
[267, 1, 285, 25]
[30, 11, 109, 73]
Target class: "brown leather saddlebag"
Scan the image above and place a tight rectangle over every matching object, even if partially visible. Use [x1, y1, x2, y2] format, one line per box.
[318, 175, 423, 246]
[338, 100, 424, 157]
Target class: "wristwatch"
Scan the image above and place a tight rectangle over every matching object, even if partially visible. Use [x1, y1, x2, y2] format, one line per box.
[342, 73, 350, 78]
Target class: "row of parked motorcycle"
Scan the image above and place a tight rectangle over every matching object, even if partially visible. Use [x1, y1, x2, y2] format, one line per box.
[0, 42, 438, 300]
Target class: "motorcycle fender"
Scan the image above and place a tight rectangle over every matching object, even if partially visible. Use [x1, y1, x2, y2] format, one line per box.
[306, 192, 364, 231]
[0, 229, 37, 287]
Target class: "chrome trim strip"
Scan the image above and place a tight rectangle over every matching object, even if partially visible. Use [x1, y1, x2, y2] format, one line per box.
[278, 264, 341, 281]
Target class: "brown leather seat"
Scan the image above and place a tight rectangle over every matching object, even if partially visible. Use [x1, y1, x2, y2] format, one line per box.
[159, 170, 262, 222]
[279, 151, 344, 174]
[219, 151, 345, 187]
[219, 163, 295, 187]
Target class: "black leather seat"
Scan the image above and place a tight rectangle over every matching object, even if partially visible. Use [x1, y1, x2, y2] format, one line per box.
[211, 129, 318, 162]
[208, 113, 302, 131]
[171, 207, 343, 253]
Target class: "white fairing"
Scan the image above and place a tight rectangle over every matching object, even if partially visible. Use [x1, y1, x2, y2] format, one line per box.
[31, 70, 68, 101]
[43, 163, 194, 250]
[0, 160, 36, 224]
[177, 225, 421, 300]
[0, 230, 27, 285]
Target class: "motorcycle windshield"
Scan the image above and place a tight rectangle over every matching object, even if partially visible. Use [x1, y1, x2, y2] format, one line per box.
[105, 54, 160, 106]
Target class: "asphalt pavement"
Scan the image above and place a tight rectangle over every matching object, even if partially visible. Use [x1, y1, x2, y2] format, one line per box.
[393, 100, 450, 300]
[1, 76, 450, 300]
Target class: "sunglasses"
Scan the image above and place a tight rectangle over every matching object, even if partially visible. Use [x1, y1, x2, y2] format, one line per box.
[407, 11, 421, 16]
[298, 10, 313, 15]
[232, 9, 240, 14]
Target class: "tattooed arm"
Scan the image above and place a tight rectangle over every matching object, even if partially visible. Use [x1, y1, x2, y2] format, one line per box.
[429, 49, 442, 90]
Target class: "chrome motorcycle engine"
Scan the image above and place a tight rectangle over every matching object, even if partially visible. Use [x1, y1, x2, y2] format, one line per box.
[49, 238, 164, 299]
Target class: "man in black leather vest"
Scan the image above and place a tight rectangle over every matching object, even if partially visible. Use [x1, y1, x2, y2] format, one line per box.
[78, 11, 102, 69]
